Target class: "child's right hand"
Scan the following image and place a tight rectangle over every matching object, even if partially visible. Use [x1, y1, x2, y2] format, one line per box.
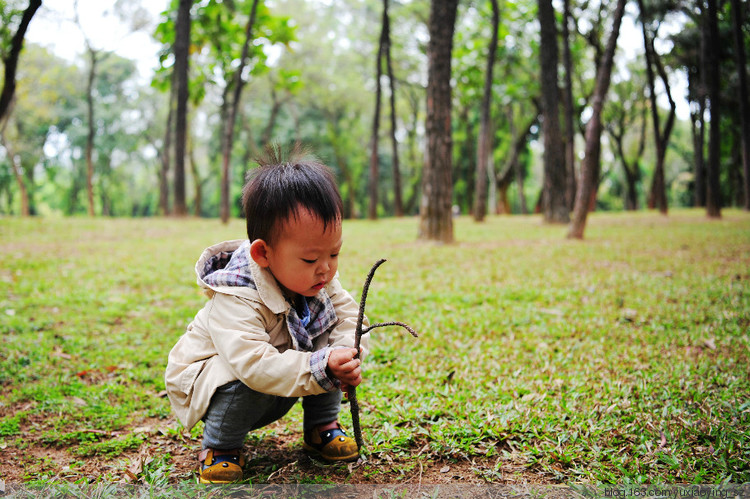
[327, 348, 362, 394]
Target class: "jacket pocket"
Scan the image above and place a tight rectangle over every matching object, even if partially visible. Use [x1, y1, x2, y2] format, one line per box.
[179, 359, 209, 397]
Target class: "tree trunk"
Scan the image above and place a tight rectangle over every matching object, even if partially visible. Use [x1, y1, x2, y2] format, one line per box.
[568, 0, 625, 239]
[705, 0, 722, 218]
[384, 0, 403, 217]
[368, 0, 387, 220]
[0, 129, 29, 216]
[731, 0, 750, 210]
[84, 48, 98, 217]
[561, 0, 577, 211]
[173, 0, 191, 217]
[639, 0, 676, 215]
[0, 0, 42, 123]
[419, 0, 459, 243]
[221, 0, 260, 224]
[691, 93, 707, 207]
[159, 89, 174, 216]
[473, 0, 499, 222]
[538, 0, 569, 223]
[260, 89, 284, 147]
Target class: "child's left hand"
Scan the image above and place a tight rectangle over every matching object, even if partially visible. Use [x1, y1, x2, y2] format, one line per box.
[327, 348, 362, 394]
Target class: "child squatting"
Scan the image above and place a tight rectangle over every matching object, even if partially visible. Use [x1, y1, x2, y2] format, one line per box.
[164, 145, 369, 484]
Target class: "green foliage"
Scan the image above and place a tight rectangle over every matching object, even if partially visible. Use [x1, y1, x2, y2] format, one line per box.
[0, 211, 748, 484]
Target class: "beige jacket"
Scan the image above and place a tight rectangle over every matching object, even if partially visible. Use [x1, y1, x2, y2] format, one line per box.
[165, 240, 367, 430]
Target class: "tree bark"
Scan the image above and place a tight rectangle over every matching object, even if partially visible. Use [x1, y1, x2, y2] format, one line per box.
[220, 0, 260, 224]
[705, 0, 722, 218]
[607, 103, 646, 210]
[639, 0, 676, 215]
[568, 0, 625, 239]
[0, 0, 42, 123]
[731, 0, 750, 210]
[538, 0, 569, 223]
[0, 124, 29, 216]
[84, 48, 98, 217]
[173, 0, 191, 217]
[691, 85, 707, 207]
[384, 0, 403, 217]
[419, 0, 459, 243]
[561, 0, 577, 211]
[473, 0, 499, 222]
[159, 92, 174, 215]
[368, 0, 387, 220]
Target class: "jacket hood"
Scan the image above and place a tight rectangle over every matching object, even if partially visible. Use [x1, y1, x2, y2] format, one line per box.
[194, 240, 285, 313]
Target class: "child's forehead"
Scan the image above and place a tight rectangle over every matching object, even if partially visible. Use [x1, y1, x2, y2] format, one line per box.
[275, 206, 342, 236]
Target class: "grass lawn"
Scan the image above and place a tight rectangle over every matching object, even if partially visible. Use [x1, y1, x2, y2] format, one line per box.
[0, 210, 748, 486]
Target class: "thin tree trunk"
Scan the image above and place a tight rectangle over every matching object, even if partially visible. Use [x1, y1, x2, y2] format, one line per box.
[639, 0, 675, 215]
[384, 0, 403, 217]
[0, 0, 42, 122]
[0, 127, 29, 216]
[474, 0, 499, 222]
[731, 0, 750, 210]
[221, 0, 260, 224]
[85, 48, 98, 217]
[568, 0, 625, 239]
[260, 89, 284, 147]
[159, 90, 174, 216]
[562, 0, 577, 211]
[369, 1, 387, 220]
[538, 0, 569, 223]
[705, 0, 722, 218]
[692, 92, 707, 207]
[173, 0, 191, 217]
[419, 0, 459, 243]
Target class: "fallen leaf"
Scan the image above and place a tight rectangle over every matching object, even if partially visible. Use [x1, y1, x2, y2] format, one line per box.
[440, 466, 450, 473]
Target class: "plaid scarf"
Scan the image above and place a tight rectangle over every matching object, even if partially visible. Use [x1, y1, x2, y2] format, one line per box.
[201, 240, 336, 352]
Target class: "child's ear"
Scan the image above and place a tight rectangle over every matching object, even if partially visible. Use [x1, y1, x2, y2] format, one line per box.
[249, 239, 271, 267]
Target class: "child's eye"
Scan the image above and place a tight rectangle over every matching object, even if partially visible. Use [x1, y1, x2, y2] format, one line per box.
[302, 258, 317, 264]
[331, 253, 339, 258]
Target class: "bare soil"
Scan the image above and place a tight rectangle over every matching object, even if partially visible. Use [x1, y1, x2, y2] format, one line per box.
[0, 415, 554, 486]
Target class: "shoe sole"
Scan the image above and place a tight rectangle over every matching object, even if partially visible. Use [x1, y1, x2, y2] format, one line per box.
[303, 442, 359, 462]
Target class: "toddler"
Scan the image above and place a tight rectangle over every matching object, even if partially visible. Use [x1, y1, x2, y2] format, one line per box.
[165, 145, 367, 484]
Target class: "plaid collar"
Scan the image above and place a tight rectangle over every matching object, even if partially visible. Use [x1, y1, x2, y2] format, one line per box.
[200, 240, 337, 352]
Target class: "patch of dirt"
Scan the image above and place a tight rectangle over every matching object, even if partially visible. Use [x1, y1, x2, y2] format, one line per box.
[0, 416, 554, 486]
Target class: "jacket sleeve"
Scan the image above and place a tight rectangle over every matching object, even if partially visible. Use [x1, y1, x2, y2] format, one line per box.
[205, 293, 329, 398]
[325, 278, 370, 358]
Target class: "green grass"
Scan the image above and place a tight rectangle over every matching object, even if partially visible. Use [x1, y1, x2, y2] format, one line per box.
[0, 210, 748, 485]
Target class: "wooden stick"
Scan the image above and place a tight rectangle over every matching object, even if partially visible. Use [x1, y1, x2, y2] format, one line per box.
[349, 259, 418, 454]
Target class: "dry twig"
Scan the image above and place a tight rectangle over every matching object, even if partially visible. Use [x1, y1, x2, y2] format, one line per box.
[349, 259, 418, 454]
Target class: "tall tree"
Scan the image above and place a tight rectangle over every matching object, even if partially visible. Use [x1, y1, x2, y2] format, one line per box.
[368, 0, 387, 220]
[705, 0, 722, 218]
[538, 0, 569, 223]
[0, 0, 41, 123]
[172, 0, 191, 217]
[561, 0, 577, 211]
[383, 0, 403, 217]
[473, 0, 500, 222]
[419, 0, 459, 243]
[606, 71, 647, 211]
[639, 0, 676, 215]
[731, 0, 750, 210]
[220, 0, 260, 224]
[568, 0, 626, 239]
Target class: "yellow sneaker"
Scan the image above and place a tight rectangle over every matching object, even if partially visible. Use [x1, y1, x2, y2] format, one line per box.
[303, 425, 359, 462]
[198, 448, 245, 484]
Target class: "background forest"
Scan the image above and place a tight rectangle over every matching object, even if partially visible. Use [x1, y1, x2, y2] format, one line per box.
[1, 0, 748, 229]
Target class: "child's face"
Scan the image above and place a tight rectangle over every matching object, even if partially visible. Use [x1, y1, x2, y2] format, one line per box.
[258, 208, 343, 298]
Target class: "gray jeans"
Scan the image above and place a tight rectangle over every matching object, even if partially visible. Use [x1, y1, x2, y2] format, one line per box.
[202, 380, 342, 450]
